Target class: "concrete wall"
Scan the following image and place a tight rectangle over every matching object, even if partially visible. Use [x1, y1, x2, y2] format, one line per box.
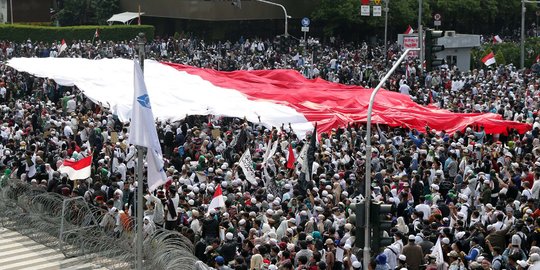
[119, 0, 319, 21]
[8, 0, 53, 23]
[437, 48, 472, 72]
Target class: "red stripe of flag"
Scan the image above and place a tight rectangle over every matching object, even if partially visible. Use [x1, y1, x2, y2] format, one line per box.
[213, 184, 222, 197]
[62, 155, 92, 170]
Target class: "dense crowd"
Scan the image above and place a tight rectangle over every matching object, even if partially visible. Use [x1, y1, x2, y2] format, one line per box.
[0, 35, 540, 270]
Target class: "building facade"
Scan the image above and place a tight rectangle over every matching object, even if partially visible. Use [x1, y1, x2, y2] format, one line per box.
[119, 0, 320, 39]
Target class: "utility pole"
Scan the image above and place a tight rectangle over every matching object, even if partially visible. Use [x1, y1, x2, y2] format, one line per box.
[383, 0, 389, 66]
[10, 0, 13, 24]
[522, 0, 526, 69]
[418, 0, 423, 71]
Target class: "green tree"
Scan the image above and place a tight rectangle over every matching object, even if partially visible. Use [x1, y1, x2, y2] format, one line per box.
[311, 0, 431, 39]
[57, 0, 92, 26]
[57, 0, 119, 26]
[93, 0, 120, 25]
[494, 50, 506, 65]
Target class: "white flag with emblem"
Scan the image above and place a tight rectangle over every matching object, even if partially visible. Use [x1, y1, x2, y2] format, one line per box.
[129, 60, 167, 191]
[239, 149, 258, 186]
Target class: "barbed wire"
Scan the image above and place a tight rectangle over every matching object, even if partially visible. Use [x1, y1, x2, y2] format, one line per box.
[0, 178, 202, 270]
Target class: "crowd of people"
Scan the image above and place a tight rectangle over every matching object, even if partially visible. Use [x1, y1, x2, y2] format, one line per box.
[0, 34, 540, 270]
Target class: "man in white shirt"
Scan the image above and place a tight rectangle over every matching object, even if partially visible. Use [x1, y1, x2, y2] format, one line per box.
[414, 195, 431, 220]
[66, 97, 76, 113]
[399, 83, 411, 96]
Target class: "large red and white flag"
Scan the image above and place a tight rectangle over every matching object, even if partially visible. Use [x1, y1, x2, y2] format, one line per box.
[493, 35, 503, 44]
[482, 52, 496, 66]
[6, 58, 532, 136]
[58, 39, 67, 54]
[404, 25, 414, 34]
[58, 155, 92, 180]
[207, 184, 225, 213]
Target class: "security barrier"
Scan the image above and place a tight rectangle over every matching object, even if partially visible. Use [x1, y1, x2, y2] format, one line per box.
[0, 178, 200, 270]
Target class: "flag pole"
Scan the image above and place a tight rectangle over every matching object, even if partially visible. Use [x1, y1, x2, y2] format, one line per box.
[136, 32, 146, 270]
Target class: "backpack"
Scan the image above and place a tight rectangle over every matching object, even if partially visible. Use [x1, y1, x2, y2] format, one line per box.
[492, 256, 506, 270]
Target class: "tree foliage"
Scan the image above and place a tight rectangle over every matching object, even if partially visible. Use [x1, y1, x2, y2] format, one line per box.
[56, 0, 120, 26]
[312, 0, 537, 39]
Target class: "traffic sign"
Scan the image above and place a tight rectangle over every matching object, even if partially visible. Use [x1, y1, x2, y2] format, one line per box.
[374, 0, 381, 4]
[361, 5, 370, 16]
[434, 13, 441, 21]
[301, 27, 309, 32]
[373, 6, 382, 17]
[301, 17, 310, 27]
[434, 21, 441, 26]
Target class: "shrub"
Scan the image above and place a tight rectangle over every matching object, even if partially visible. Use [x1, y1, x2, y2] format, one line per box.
[0, 24, 154, 43]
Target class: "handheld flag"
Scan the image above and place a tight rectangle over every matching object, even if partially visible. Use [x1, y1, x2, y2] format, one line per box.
[431, 238, 444, 266]
[493, 35, 503, 44]
[404, 25, 414, 35]
[129, 60, 167, 191]
[239, 149, 258, 186]
[58, 155, 92, 180]
[207, 184, 225, 213]
[94, 29, 99, 39]
[58, 39, 67, 55]
[481, 52, 496, 66]
[286, 144, 295, 169]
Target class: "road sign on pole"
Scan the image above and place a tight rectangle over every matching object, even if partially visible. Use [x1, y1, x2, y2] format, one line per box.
[361, 5, 370, 16]
[301, 17, 310, 27]
[373, 6, 382, 16]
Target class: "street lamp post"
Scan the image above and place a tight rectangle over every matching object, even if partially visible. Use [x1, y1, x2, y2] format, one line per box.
[255, 0, 290, 37]
[522, 0, 526, 69]
[363, 48, 420, 270]
[418, 0, 423, 71]
[383, 0, 389, 66]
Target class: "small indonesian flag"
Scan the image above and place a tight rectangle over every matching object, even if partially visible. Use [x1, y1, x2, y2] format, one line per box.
[207, 184, 225, 213]
[493, 35, 503, 44]
[59, 39, 67, 54]
[286, 144, 295, 169]
[404, 25, 414, 35]
[94, 29, 99, 38]
[482, 52, 496, 66]
[58, 155, 92, 180]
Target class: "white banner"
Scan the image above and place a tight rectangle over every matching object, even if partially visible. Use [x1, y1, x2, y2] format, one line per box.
[264, 140, 279, 165]
[239, 149, 258, 186]
[403, 36, 419, 58]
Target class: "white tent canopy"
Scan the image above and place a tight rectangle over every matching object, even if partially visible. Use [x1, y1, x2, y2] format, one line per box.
[107, 12, 144, 25]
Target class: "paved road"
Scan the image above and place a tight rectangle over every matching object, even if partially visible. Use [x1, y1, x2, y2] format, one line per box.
[0, 227, 107, 270]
